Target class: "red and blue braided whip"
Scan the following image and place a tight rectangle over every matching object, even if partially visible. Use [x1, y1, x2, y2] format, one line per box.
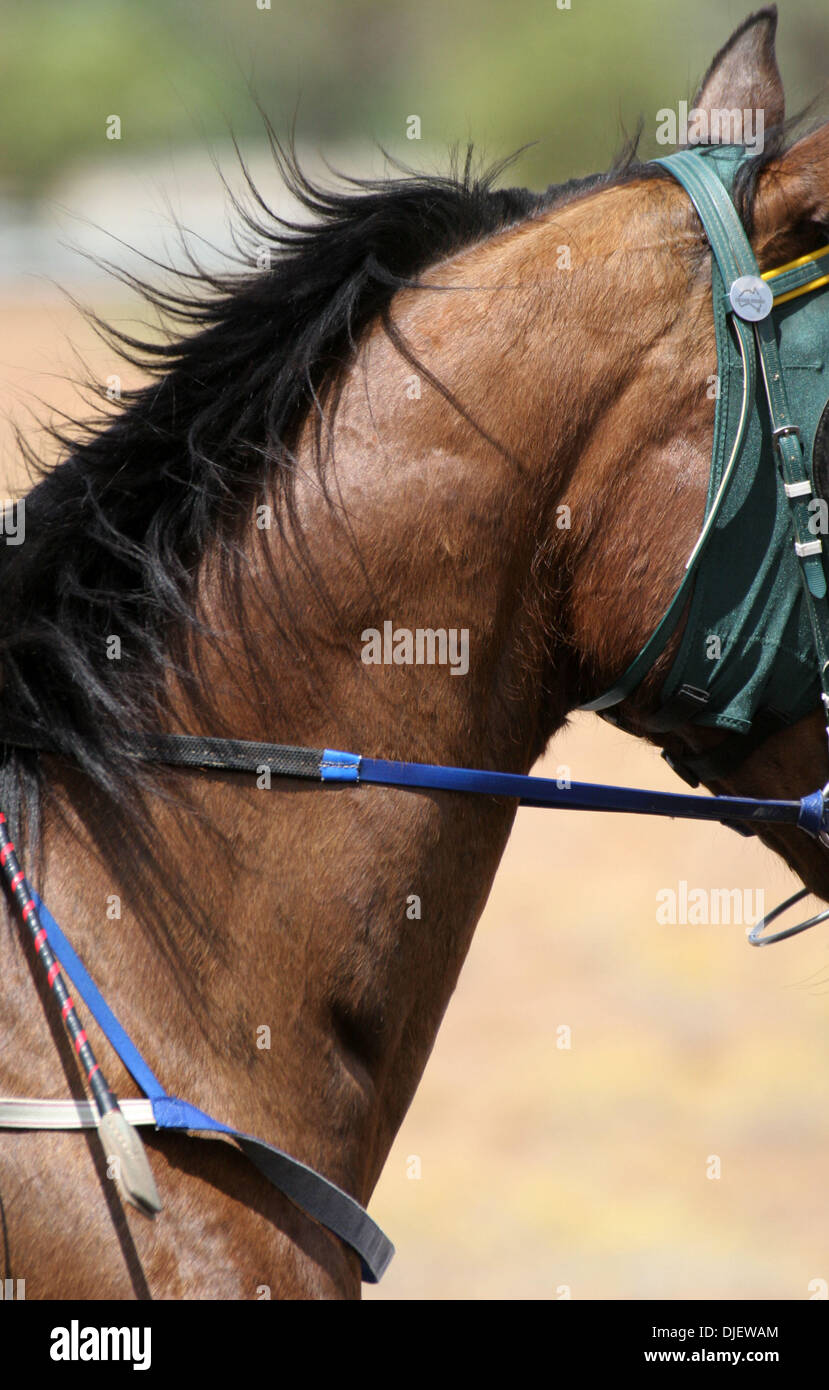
[0, 811, 161, 1216]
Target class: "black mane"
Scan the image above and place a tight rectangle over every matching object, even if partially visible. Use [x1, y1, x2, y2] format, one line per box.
[0, 137, 616, 830]
[0, 119, 796, 956]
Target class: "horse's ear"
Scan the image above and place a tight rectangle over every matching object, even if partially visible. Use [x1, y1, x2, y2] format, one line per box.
[688, 7, 784, 140]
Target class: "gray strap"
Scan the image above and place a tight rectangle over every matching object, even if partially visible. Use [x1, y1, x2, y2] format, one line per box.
[234, 1135, 394, 1283]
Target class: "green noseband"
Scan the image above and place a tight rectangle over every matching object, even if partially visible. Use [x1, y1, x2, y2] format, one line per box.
[582, 143, 829, 787]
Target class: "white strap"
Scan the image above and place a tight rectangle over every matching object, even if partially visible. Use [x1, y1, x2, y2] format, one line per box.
[0, 1097, 155, 1129]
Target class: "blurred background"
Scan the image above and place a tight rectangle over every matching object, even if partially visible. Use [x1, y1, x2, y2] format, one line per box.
[2, 0, 829, 1300]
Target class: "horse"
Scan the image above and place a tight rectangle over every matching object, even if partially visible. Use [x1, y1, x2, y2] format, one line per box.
[2, 5, 829, 1298]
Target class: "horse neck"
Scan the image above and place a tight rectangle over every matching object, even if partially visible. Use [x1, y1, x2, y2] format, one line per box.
[152, 181, 699, 1188]
[41, 178, 699, 1221]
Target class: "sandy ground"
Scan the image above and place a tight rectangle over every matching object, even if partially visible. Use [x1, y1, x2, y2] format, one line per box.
[2, 301, 828, 1301]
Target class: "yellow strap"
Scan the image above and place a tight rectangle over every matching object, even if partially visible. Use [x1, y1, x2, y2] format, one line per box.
[762, 244, 829, 307]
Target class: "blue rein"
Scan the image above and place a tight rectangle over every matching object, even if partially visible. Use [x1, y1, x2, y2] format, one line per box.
[324, 748, 829, 837]
[124, 734, 829, 840]
[27, 887, 395, 1284]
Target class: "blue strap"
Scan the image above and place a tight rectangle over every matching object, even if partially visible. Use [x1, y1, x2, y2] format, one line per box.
[321, 753, 828, 835]
[30, 892, 394, 1282]
[33, 893, 167, 1103]
[797, 788, 827, 838]
[320, 748, 361, 781]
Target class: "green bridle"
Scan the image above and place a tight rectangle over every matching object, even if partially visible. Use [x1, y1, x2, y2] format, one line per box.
[582, 144, 829, 789]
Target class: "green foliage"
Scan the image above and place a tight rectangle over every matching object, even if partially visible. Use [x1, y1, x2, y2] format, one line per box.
[1, 0, 826, 199]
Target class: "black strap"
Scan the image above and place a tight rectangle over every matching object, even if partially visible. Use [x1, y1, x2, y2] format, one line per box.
[599, 684, 709, 738]
[0, 729, 328, 781]
[134, 734, 325, 779]
[661, 707, 789, 788]
[642, 685, 710, 734]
